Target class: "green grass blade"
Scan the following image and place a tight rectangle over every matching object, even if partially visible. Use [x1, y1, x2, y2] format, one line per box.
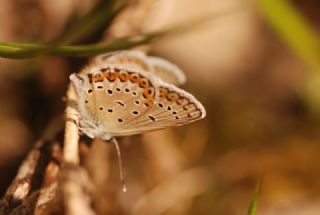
[0, 5, 245, 59]
[0, 31, 162, 59]
[0, 0, 127, 58]
[247, 181, 261, 215]
[256, 0, 320, 71]
[56, 0, 127, 44]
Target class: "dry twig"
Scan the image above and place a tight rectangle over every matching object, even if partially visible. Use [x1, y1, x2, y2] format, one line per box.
[0, 137, 63, 215]
[61, 82, 96, 215]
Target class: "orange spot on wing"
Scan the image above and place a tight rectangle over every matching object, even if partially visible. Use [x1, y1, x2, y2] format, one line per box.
[119, 73, 129, 82]
[143, 87, 155, 100]
[106, 71, 117, 82]
[129, 74, 140, 83]
[104, 70, 110, 79]
[92, 76, 104, 82]
[139, 78, 149, 88]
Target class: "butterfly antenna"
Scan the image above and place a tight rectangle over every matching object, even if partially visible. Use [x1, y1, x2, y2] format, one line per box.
[111, 137, 127, 192]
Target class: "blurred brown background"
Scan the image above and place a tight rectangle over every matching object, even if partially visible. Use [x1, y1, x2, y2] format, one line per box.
[0, 0, 320, 214]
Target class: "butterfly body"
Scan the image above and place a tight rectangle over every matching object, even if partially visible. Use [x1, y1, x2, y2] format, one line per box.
[70, 51, 206, 141]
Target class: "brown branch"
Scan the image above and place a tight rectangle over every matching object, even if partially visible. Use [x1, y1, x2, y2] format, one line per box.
[60, 82, 96, 215]
[60, 163, 95, 215]
[0, 112, 64, 214]
[0, 137, 63, 215]
[64, 85, 80, 165]
[1, 141, 44, 211]
[9, 183, 58, 215]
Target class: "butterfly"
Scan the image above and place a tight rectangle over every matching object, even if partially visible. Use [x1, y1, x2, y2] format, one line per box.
[69, 50, 206, 192]
[69, 50, 206, 141]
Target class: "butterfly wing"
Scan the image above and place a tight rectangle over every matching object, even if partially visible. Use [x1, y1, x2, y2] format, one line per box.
[70, 65, 205, 139]
[91, 50, 186, 86]
[147, 56, 186, 86]
[91, 50, 151, 71]
[116, 82, 205, 136]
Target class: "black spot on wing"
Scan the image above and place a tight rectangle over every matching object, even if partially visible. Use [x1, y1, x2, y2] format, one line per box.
[148, 115, 156, 121]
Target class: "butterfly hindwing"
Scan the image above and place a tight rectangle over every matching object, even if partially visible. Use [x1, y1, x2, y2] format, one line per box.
[147, 56, 186, 86]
